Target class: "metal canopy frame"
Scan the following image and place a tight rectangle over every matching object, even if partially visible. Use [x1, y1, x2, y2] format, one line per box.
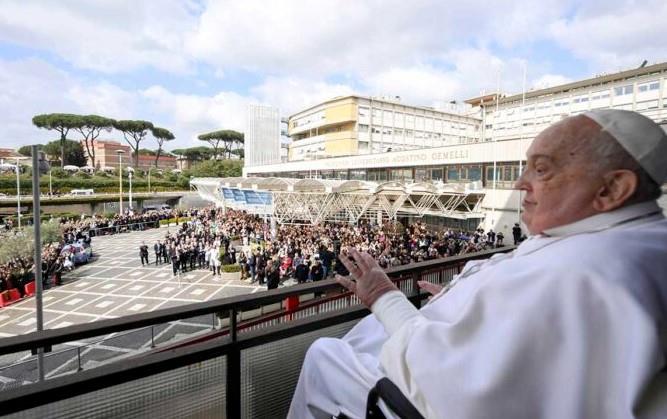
[191, 177, 486, 224]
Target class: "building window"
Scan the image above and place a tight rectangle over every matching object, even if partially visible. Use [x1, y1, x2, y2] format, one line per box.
[349, 169, 366, 180]
[358, 107, 369, 117]
[638, 81, 660, 92]
[447, 167, 460, 181]
[358, 124, 369, 133]
[614, 84, 634, 96]
[468, 166, 482, 181]
[430, 168, 443, 181]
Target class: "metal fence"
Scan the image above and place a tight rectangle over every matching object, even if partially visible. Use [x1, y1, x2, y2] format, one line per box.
[0, 246, 514, 418]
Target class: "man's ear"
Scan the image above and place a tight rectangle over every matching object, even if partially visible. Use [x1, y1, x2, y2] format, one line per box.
[592, 170, 638, 212]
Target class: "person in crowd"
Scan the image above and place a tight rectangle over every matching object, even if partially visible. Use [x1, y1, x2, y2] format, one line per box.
[267, 264, 281, 290]
[139, 242, 149, 266]
[309, 258, 324, 282]
[512, 222, 522, 245]
[288, 109, 667, 418]
[212, 247, 221, 276]
[170, 246, 179, 277]
[295, 258, 309, 284]
[238, 251, 248, 280]
[154, 240, 162, 265]
[496, 231, 504, 246]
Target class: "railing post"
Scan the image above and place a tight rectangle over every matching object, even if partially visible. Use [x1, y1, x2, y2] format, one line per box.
[412, 271, 421, 309]
[227, 308, 241, 419]
[150, 326, 155, 348]
[77, 347, 83, 372]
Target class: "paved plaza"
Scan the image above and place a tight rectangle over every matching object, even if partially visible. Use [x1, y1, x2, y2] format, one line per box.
[0, 225, 267, 387]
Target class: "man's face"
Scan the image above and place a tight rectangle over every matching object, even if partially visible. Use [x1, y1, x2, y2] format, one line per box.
[515, 116, 604, 235]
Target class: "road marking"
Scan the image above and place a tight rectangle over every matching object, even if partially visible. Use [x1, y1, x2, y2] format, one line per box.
[159, 287, 175, 294]
[128, 304, 146, 312]
[129, 285, 144, 291]
[102, 284, 115, 289]
[95, 301, 114, 308]
[54, 321, 73, 329]
[17, 318, 36, 326]
[190, 288, 205, 296]
[75, 282, 90, 288]
[65, 298, 84, 306]
[130, 271, 142, 277]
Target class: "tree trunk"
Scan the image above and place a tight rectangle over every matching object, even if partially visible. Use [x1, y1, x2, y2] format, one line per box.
[60, 131, 66, 168]
[134, 141, 140, 169]
[155, 140, 162, 169]
[154, 145, 162, 168]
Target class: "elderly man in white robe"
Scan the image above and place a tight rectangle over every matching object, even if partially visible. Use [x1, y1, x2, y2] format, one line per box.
[287, 109, 667, 419]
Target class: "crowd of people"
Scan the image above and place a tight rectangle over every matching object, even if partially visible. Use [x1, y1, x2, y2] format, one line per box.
[0, 240, 67, 296]
[149, 207, 510, 289]
[0, 207, 189, 299]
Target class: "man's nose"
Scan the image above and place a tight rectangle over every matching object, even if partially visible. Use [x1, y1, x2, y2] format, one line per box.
[514, 169, 529, 191]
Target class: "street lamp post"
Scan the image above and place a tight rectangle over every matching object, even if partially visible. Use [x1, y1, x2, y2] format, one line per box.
[49, 169, 52, 197]
[116, 150, 125, 215]
[147, 167, 151, 194]
[15, 158, 21, 229]
[128, 169, 133, 211]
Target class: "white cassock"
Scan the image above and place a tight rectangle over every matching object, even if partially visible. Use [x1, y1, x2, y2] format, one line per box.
[288, 200, 667, 419]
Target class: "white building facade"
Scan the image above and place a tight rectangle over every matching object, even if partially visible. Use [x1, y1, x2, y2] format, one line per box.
[245, 104, 282, 167]
[244, 63, 667, 236]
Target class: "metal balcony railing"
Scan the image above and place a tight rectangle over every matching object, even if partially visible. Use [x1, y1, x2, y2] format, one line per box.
[0, 246, 514, 418]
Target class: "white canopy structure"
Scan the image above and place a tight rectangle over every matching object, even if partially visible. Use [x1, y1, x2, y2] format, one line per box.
[191, 177, 486, 225]
[63, 165, 80, 172]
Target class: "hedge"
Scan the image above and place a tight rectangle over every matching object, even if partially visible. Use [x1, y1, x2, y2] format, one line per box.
[0, 175, 187, 195]
[221, 264, 241, 273]
[158, 217, 192, 226]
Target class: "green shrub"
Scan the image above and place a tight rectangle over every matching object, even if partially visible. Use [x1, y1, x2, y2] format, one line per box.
[51, 168, 68, 178]
[74, 171, 91, 179]
[159, 216, 192, 226]
[221, 264, 241, 273]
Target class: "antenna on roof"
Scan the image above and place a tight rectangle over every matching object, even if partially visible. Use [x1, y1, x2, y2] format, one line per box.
[639, 60, 648, 68]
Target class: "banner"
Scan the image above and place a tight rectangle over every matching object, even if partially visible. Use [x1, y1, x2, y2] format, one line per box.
[243, 190, 262, 205]
[221, 187, 235, 200]
[232, 189, 246, 203]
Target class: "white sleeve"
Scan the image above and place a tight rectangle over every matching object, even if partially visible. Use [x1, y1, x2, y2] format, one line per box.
[370, 290, 421, 336]
[374, 275, 662, 419]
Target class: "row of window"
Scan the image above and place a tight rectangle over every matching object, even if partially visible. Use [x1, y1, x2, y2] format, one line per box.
[358, 107, 477, 129]
[497, 79, 664, 117]
[267, 164, 522, 187]
[358, 124, 470, 138]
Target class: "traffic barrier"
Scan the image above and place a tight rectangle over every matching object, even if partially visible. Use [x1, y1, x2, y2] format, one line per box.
[0, 288, 21, 307]
[24, 281, 36, 297]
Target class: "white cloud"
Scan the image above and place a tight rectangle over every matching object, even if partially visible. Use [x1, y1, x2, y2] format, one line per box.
[0, 0, 198, 73]
[0, 58, 79, 146]
[250, 77, 355, 115]
[185, 0, 570, 78]
[549, 1, 667, 71]
[141, 86, 254, 146]
[531, 74, 573, 90]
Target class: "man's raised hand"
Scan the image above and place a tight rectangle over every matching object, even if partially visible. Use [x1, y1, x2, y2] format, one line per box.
[335, 247, 398, 308]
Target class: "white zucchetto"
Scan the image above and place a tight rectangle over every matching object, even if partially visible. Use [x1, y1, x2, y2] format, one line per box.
[583, 109, 667, 183]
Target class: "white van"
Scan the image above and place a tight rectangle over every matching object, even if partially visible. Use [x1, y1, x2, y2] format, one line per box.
[70, 189, 94, 196]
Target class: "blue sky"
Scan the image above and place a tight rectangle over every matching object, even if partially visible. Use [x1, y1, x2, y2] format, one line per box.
[0, 0, 665, 151]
